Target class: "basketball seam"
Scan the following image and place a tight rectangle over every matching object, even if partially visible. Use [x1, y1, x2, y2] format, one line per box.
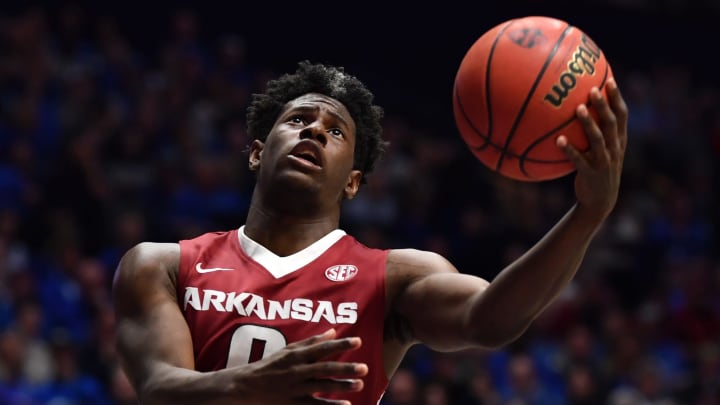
[482, 20, 515, 151]
[456, 88, 575, 163]
[518, 62, 610, 178]
[455, 106, 574, 163]
[454, 21, 515, 152]
[454, 83, 491, 151]
[494, 24, 574, 172]
[477, 139, 574, 163]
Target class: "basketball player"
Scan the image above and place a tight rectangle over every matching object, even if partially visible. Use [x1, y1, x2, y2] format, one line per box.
[113, 61, 627, 404]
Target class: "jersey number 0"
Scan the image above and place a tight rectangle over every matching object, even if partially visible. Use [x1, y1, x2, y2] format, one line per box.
[226, 325, 288, 367]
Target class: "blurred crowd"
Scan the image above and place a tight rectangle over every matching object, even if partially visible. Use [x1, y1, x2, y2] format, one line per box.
[0, 4, 718, 405]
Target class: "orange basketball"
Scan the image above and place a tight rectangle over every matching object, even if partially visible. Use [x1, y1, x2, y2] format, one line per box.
[453, 16, 613, 181]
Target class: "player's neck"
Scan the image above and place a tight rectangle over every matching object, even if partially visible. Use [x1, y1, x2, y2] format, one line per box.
[244, 203, 340, 257]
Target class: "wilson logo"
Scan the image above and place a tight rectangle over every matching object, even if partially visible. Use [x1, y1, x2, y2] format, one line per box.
[325, 265, 359, 282]
[543, 34, 602, 108]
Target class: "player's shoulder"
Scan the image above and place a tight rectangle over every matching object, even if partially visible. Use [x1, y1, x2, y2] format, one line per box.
[179, 229, 239, 257]
[386, 248, 459, 279]
[182, 229, 236, 244]
[115, 242, 180, 280]
[112, 242, 182, 305]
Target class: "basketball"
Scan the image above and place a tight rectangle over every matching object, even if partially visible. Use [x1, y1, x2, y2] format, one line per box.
[453, 16, 613, 181]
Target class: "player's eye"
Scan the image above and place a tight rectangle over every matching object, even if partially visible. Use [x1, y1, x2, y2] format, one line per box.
[329, 128, 344, 138]
[288, 116, 305, 124]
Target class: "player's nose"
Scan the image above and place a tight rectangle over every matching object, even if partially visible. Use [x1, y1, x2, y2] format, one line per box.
[299, 121, 327, 146]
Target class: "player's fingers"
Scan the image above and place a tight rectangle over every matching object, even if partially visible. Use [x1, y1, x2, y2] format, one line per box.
[556, 135, 590, 172]
[576, 103, 608, 165]
[588, 86, 618, 159]
[605, 78, 629, 152]
[298, 337, 362, 362]
[281, 337, 362, 366]
[293, 362, 369, 379]
[286, 329, 337, 350]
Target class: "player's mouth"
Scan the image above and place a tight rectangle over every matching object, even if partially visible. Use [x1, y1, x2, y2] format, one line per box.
[288, 141, 323, 170]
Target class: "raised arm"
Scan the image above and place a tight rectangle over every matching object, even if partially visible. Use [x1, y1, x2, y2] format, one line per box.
[113, 242, 368, 405]
[389, 79, 628, 352]
[389, 204, 609, 351]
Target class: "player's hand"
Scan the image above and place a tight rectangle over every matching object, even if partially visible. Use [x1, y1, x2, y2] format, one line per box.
[556, 78, 628, 221]
[229, 328, 367, 405]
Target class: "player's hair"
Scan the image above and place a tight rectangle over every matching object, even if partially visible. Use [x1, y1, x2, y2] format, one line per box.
[247, 61, 386, 183]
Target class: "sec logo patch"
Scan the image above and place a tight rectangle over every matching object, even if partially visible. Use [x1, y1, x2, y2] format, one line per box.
[325, 265, 358, 282]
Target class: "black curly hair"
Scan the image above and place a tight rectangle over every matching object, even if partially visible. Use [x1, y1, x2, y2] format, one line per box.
[246, 61, 386, 183]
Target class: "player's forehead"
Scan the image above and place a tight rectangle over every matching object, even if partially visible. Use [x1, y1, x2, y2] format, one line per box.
[282, 93, 355, 129]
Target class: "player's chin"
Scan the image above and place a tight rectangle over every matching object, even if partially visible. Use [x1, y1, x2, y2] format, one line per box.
[274, 169, 326, 192]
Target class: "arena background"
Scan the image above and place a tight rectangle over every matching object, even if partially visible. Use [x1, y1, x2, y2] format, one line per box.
[0, 1, 718, 404]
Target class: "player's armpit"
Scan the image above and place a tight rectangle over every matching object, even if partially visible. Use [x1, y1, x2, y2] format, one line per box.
[386, 249, 491, 352]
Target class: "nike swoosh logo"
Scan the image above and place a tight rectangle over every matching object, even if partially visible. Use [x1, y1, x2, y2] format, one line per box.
[195, 263, 235, 273]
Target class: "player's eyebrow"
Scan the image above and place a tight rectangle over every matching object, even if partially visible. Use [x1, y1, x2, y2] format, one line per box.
[291, 105, 352, 130]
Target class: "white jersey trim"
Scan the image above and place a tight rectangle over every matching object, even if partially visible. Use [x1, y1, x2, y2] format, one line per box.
[237, 225, 347, 279]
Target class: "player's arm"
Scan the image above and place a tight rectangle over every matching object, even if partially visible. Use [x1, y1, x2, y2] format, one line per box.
[388, 205, 607, 351]
[389, 79, 628, 352]
[113, 242, 233, 404]
[113, 242, 367, 405]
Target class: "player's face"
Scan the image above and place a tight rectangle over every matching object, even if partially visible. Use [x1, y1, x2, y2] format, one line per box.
[250, 93, 362, 202]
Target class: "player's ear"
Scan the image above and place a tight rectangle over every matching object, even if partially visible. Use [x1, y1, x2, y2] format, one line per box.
[343, 170, 362, 200]
[249, 140, 264, 171]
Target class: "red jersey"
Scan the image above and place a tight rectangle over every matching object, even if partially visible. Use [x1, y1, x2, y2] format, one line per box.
[178, 226, 389, 404]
